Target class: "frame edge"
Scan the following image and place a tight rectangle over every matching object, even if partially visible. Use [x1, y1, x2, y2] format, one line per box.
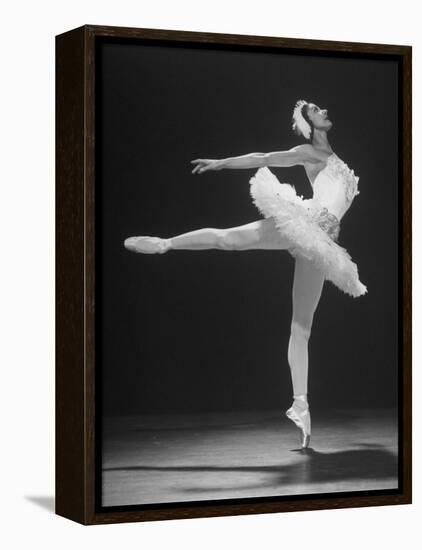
[55, 25, 88, 525]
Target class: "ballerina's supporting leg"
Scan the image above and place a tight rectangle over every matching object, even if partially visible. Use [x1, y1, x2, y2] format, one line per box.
[124, 217, 290, 253]
[286, 256, 325, 448]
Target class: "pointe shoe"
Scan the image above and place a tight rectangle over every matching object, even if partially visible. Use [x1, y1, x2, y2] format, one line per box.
[124, 236, 171, 254]
[285, 399, 311, 449]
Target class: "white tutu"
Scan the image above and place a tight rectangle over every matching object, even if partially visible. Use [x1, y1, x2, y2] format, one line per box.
[249, 167, 367, 298]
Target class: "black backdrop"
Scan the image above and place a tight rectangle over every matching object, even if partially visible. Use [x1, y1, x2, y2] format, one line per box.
[96, 39, 399, 415]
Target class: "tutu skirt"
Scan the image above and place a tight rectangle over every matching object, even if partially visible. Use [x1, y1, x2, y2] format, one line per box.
[249, 167, 367, 298]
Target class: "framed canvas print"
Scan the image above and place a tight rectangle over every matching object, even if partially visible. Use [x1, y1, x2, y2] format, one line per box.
[55, 24, 412, 525]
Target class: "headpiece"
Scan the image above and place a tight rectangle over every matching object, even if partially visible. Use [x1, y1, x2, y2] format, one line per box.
[292, 99, 312, 139]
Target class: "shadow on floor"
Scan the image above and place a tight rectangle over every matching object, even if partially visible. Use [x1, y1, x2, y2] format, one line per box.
[103, 442, 398, 494]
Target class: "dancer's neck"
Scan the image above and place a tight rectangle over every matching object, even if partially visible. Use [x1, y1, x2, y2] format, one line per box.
[311, 130, 333, 154]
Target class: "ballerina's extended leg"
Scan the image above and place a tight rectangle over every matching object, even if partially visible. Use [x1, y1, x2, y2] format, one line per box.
[285, 256, 325, 449]
[124, 218, 290, 253]
[124, 236, 172, 254]
[124, 219, 323, 448]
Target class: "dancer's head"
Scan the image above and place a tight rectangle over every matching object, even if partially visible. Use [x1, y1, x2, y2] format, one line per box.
[292, 100, 332, 140]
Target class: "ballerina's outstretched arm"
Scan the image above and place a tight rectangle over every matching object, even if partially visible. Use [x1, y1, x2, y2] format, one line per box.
[190, 143, 317, 174]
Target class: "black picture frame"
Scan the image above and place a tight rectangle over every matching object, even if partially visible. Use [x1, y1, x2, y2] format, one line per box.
[56, 24, 412, 525]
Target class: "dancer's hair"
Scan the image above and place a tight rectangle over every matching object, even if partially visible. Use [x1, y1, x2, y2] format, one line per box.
[292, 99, 314, 141]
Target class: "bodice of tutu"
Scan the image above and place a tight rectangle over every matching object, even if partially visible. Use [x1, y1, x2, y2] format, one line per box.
[311, 154, 360, 221]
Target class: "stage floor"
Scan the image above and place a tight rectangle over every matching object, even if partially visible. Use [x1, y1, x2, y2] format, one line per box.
[100, 407, 399, 507]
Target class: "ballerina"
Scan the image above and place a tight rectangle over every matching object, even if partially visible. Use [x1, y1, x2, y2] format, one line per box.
[123, 99, 367, 449]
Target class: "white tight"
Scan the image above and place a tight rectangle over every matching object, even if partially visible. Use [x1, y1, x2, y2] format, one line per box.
[288, 257, 325, 396]
[169, 217, 326, 399]
[169, 217, 290, 251]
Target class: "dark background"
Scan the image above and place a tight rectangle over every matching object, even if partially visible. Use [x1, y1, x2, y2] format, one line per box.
[97, 39, 399, 415]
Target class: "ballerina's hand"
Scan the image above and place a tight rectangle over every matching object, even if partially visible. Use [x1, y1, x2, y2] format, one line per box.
[190, 158, 222, 174]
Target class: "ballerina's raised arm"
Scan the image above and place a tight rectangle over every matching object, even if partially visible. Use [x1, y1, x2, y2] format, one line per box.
[190, 144, 322, 174]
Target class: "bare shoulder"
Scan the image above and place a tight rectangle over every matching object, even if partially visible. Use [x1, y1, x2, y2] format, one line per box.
[291, 143, 315, 163]
[295, 144, 329, 164]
